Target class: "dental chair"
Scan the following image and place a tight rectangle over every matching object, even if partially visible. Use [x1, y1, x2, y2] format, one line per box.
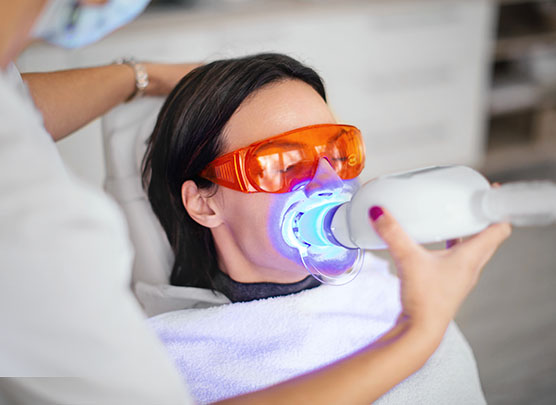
[101, 98, 228, 317]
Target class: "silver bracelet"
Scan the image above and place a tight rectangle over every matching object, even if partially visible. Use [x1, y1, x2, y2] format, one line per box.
[114, 57, 149, 102]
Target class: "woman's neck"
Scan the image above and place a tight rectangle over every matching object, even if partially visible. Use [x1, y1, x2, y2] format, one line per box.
[211, 223, 308, 284]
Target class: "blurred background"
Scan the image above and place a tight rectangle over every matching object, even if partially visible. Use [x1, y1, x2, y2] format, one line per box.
[17, 0, 556, 403]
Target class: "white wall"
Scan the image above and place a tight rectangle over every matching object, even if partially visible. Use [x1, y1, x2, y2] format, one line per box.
[17, 0, 495, 188]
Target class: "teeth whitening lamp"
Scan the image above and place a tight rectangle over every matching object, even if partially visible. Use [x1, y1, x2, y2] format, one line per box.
[282, 165, 556, 284]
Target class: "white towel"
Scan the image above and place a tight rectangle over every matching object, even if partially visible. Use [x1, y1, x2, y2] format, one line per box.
[149, 254, 485, 404]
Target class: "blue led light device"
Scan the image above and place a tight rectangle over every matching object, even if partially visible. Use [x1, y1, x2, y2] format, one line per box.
[281, 189, 365, 285]
[285, 165, 556, 276]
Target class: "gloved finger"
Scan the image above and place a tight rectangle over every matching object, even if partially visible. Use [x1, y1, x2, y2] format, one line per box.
[369, 206, 423, 264]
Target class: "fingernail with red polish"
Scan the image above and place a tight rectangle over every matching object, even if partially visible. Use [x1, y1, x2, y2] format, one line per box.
[369, 206, 384, 221]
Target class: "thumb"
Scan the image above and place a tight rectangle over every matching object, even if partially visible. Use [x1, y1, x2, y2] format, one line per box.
[369, 206, 422, 264]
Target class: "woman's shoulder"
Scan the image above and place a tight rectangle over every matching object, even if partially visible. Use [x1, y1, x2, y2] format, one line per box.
[138, 281, 231, 318]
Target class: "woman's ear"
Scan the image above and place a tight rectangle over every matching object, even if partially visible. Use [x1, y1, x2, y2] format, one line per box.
[181, 180, 223, 228]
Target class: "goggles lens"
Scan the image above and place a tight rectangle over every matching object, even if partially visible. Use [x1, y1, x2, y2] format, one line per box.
[201, 124, 365, 193]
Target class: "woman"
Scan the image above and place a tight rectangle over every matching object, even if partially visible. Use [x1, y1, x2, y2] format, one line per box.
[142, 53, 510, 404]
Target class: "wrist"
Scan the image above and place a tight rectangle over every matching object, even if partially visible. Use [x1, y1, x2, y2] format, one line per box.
[364, 315, 446, 388]
[142, 63, 157, 96]
[114, 58, 149, 101]
[396, 314, 447, 354]
[398, 307, 452, 337]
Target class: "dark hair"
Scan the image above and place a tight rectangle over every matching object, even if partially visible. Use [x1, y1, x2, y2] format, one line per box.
[142, 53, 327, 290]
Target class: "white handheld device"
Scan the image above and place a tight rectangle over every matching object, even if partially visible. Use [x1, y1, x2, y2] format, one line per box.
[299, 165, 556, 250]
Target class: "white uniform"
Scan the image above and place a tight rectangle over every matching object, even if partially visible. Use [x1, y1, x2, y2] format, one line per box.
[0, 65, 193, 405]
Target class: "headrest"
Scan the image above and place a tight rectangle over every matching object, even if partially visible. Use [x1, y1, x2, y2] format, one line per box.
[101, 97, 173, 288]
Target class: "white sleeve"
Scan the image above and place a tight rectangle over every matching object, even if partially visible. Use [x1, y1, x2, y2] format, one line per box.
[0, 72, 193, 404]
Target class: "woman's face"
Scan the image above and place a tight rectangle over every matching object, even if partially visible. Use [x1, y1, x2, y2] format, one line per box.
[205, 79, 358, 283]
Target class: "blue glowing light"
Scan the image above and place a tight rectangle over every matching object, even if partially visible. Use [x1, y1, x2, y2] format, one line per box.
[295, 202, 337, 247]
[280, 186, 365, 285]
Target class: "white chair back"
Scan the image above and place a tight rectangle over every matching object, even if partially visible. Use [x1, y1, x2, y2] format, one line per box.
[101, 97, 173, 288]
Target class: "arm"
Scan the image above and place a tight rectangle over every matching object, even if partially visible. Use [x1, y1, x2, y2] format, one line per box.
[216, 207, 511, 404]
[22, 62, 200, 141]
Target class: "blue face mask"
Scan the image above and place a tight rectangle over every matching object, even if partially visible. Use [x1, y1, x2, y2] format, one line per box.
[32, 0, 150, 49]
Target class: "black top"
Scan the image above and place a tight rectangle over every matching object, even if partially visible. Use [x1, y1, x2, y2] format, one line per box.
[212, 270, 321, 303]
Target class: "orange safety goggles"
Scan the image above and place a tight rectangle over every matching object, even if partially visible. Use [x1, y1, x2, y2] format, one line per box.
[200, 123, 366, 193]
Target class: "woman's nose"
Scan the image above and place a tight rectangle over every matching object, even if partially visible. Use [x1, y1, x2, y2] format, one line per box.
[303, 158, 344, 197]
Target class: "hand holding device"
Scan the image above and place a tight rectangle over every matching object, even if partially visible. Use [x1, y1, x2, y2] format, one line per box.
[369, 206, 512, 333]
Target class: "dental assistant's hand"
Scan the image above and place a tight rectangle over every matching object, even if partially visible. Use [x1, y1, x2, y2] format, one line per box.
[143, 62, 202, 96]
[369, 205, 511, 337]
